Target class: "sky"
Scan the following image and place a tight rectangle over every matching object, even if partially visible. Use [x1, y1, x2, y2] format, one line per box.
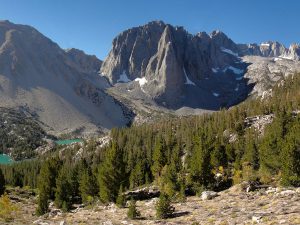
[0, 0, 299, 59]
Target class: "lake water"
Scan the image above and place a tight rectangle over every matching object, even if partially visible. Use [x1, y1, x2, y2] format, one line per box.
[55, 139, 83, 145]
[0, 154, 14, 164]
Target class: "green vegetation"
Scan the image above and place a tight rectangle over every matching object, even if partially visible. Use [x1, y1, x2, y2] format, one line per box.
[0, 74, 299, 216]
[0, 108, 46, 160]
[155, 193, 175, 219]
[0, 168, 5, 195]
[127, 198, 140, 219]
[0, 193, 19, 222]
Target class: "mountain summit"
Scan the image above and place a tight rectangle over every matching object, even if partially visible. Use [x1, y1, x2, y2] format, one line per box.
[0, 20, 132, 135]
[100, 21, 300, 110]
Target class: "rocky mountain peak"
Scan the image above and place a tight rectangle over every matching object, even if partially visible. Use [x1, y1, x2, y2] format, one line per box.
[65, 48, 102, 74]
[0, 20, 132, 135]
[286, 43, 300, 60]
[100, 21, 300, 110]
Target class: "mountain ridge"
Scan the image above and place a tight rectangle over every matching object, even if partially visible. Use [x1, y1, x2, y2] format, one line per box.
[0, 20, 132, 136]
[100, 20, 300, 111]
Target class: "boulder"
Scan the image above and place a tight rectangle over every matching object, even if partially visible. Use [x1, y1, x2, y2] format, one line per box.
[201, 191, 218, 200]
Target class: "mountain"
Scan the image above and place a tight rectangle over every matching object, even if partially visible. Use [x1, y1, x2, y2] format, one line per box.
[100, 21, 300, 112]
[1, 20, 299, 135]
[0, 20, 132, 136]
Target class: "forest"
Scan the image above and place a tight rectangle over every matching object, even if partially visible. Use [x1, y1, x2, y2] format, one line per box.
[0, 74, 300, 216]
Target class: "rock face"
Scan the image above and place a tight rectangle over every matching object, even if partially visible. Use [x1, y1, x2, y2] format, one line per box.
[237, 41, 287, 57]
[65, 48, 102, 74]
[101, 21, 251, 108]
[0, 20, 132, 135]
[101, 21, 300, 110]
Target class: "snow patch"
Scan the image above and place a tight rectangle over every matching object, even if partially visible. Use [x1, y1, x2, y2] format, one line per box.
[212, 68, 219, 73]
[183, 67, 195, 85]
[236, 76, 243, 81]
[235, 86, 239, 91]
[261, 43, 270, 47]
[213, 92, 220, 97]
[117, 71, 131, 83]
[223, 66, 244, 75]
[274, 57, 282, 62]
[279, 55, 294, 60]
[134, 77, 148, 86]
[221, 47, 238, 57]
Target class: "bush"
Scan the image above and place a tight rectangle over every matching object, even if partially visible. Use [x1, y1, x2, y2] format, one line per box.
[0, 194, 19, 222]
[127, 198, 140, 219]
[155, 194, 175, 219]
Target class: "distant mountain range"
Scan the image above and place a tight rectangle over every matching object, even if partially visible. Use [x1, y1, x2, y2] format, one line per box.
[1, 20, 300, 135]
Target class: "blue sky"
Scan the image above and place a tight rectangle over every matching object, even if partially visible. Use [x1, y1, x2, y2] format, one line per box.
[0, 0, 299, 59]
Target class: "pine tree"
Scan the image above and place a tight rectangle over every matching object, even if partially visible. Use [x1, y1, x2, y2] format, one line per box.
[55, 166, 72, 212]
[127, 198, 140, 219]
[98, 142, 125, 203]
[79, 166, 98, 204]
[36, 158, 61, 215]
[155, 194, 175, 219]
[116, 184, 126, 208]
[69, 165, 80, 204]
[0, 168, 5, 196]
[129, 161, 145, 189]
[151, 138, 165, 180]
[159, 163, 178, 198]
[189, 135, 214, 192]
[281, 128, 300, 186]
[210, 144, 228, 169]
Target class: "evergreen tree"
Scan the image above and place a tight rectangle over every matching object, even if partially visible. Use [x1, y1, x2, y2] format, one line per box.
[151, 138, 165, 180]
[211, 144, 227, 168]
[189, 135, 214, 192]
[79, 166, 98, 204]
[0, 168, 5, 196]
[55, 166, 72, 212]
[69, 165, 80, 204]
[129, 161, 145, 189]
[155, 194, 175, 219]
[159, 163, 178, 198]
[98, 142, 125, 203]
[36, 158, 61, 215]
[281, 127, 300, 186]
[127, 198, 140, 219]
[116, 184, 126, 208]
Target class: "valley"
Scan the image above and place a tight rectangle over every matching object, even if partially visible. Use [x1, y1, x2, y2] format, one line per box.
[0, 9, 300, 225]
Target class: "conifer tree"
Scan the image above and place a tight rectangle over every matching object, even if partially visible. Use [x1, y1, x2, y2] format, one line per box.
[79, 166, 98, 204]
[0, 168, 5, 196]
[151, 138, 165, 180]
[159, 163, 178, 197]
[36, 158, 61, 215]
[69, 165, 80, 203]
[281, 127, 300, 186]
[127, 198, 140, 219]
[98, 142, 125, 202]
[155, 194, 175, 219]
[129, 161, 145, 189]
[189, 135, 214, 192]
[116, 184, 126, 208]
[55, 166, 72, 212]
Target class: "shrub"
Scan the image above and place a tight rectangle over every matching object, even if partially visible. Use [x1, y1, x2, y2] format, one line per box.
[155, 194, 175, 219]
[0, 193, 19, 222]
